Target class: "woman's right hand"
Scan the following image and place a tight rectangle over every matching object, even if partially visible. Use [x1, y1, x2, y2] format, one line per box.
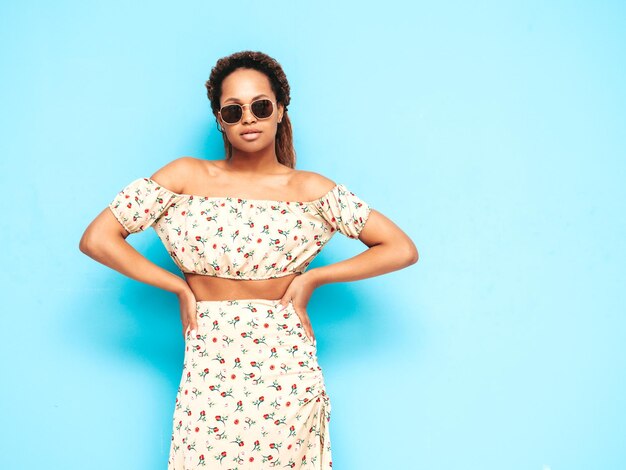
[177, 288, 198, 340]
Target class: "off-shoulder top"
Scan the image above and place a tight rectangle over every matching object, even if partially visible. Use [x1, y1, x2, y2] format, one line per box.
[108, 177, 372, 280]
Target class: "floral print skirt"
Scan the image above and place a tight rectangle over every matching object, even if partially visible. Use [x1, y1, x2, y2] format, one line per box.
[168, 298, 332, 469]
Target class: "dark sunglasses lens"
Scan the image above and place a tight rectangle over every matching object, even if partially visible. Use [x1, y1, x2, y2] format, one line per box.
[251, 99, 273, 119]
[220, 105, 242, 124]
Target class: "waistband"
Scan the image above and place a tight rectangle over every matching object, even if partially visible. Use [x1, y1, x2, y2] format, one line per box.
[195, 298, 291, 307]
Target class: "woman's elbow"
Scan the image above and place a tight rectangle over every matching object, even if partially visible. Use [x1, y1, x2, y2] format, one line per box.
[405, 242, 419, 265]
[79, 229, 97, 256]
[380, 234, 419, 267]
[79, 225, 111, 258]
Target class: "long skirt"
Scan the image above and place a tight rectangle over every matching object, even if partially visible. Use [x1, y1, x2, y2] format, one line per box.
[167, 298, 333, 469]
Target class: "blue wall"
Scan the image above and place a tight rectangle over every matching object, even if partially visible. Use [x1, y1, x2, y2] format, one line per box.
[1, 1, 625, 468]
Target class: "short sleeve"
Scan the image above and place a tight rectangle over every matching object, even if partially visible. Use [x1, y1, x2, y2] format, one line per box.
[108, 177, 179, 233]
[313, 183, 372, 239]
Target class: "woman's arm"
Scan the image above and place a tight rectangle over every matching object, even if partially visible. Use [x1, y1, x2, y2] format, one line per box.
[78, 158, 194, 294]
[78, 207, 188, 295]
[78, 157, 199, 339]
[277, 206, 417, 343]
[303, 208, 419, 287]
[79, 207, 197, 339]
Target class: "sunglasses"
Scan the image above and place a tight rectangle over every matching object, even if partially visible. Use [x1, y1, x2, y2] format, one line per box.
[218, 99, 276, 125]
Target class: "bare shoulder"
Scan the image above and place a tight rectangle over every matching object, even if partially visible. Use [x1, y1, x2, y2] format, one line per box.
[149, 156, 201, 193]
[292, 170, 338, 200]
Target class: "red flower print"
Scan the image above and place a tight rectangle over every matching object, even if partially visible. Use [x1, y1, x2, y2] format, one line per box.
[111, 177, 374, 466]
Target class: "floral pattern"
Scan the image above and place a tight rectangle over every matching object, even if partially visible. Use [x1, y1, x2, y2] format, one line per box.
[108, 177, 372, 280]
[168, 299, 331, 469]
[106, 176, 372, 469]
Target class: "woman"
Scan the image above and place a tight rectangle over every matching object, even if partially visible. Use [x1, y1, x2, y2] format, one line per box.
[79, 50, 418, 469]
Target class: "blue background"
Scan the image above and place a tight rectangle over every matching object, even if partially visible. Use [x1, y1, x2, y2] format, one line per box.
[1, 1, 625, 469]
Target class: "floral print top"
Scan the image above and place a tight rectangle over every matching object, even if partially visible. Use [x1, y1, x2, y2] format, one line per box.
[108, 177, 372, 280]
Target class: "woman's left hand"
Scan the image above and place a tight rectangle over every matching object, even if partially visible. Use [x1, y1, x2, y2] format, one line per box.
[277, 272, 320, 344]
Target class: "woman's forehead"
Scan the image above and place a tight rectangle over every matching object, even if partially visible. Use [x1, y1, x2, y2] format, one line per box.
[221, 68, 274, 102]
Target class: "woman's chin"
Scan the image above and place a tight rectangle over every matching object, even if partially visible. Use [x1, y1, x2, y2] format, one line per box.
[232, 139, 272, 154]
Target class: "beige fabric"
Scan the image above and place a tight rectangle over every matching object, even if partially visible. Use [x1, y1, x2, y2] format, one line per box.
[106, 176, 372, 468]
[109, 177, 372, 279]
[168, 299, 332, 469]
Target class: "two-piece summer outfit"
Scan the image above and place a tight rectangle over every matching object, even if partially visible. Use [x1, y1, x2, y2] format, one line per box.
[108, 176, 372, 469]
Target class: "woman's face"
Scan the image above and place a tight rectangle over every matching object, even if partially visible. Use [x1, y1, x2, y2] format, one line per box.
[218, 67, 284, 154]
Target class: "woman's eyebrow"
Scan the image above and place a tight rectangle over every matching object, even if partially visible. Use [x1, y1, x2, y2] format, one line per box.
[223, 94, 269, 104]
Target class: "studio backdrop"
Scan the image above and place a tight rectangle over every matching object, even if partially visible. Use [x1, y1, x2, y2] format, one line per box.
[1, 1, 625, 469]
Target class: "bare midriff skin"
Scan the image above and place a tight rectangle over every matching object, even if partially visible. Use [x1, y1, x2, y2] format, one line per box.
[185, 273, 299, 301]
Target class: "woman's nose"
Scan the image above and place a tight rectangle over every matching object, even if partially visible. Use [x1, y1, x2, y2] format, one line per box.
[241, 104, 256, 124]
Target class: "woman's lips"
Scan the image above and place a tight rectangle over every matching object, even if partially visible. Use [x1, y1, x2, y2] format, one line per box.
[241, 131, 262, 141]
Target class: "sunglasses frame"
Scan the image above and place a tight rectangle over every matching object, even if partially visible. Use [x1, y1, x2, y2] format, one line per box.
[218, 98, 276, 125]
